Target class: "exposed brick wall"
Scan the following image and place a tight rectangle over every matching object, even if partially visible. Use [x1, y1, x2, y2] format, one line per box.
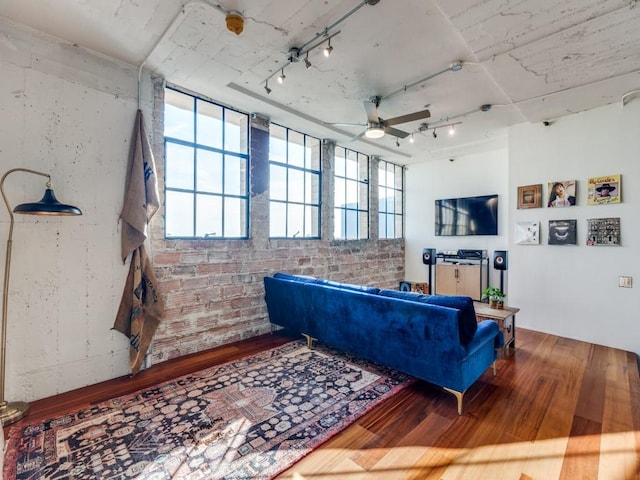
[148, 81, 405, 365]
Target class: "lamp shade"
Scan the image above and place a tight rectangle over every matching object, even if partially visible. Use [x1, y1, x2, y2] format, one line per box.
[13, 188, 82, 216]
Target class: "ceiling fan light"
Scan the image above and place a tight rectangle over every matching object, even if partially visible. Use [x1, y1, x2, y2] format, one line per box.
[365, 126, 385, 139]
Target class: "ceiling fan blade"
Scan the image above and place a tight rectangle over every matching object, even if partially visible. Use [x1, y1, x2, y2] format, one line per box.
[351, 130, 366, 142]
[323, 122, 367, 127]
[385, 126, 410, 139]
[383, 109, 431, 127]
[363, 101, 379, 123]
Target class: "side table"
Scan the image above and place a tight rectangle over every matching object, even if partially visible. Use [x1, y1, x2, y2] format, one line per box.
[473, 301, 520, 356]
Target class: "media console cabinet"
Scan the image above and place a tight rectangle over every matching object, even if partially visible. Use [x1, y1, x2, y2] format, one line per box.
[434, 250, 489, 301]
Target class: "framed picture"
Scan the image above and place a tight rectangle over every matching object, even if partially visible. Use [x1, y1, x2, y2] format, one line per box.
[517, 184, 542, 209]
[587, 174, 621, 205]
[515, 221, 540, 245]
[586, 217, 620, 245]
[548, 219, 577, 245]
[547, 180, 576, 207]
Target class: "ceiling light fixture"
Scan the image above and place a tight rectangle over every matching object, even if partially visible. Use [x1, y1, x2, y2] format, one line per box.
[365, 124, 385, 139]
[264, 80, 272, 94]
[449, 124, 455, 135]
[324, 38, 333, 57]
[395, 138, 400, 147]
[433, 129, 438, 138]
[409, 134, 415, 143]
[278, 68, 286, 84]
[304, 53, 312, 69]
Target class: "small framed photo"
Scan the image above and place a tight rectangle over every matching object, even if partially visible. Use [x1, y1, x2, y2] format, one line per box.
[547, 180, 576, 207]
[587, 175, 621, 205]
[549, 219, 577, 245]
[515, 221, 540, 245]
[517, 184, 542, 209]
[586, 217, 620, 245]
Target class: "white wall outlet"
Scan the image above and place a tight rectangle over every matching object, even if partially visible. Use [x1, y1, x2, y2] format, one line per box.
[618, 276, 633, 288]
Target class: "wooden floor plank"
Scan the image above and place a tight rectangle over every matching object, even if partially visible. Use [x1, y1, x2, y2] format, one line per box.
[3, 328, 639, 479]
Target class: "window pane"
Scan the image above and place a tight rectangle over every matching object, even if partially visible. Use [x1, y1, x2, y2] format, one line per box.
[165, 143, 194, 190]
[196, 194, 222, 238]
[288, 131, 304, 167]
[196, 150, 222, 193]
[270, 164, 287, 201]
[379, 212, 387, 238]
[224, 110, 248, 154]
[269, 125, 287, 163]
[288, 203, 304, 238]
[345, 178, 358, 207]
[307, 136, 320, 170]
[305, 172, 319, 204]
[359, 211, 369, 239]
[395, 214, 403, 238]
[334, 207, 344, 238]
[345, 209, 358, 239]
[224, 197, 246, 237]
[335, 177, 345, 207]
[306, 205, 319, 237]
[224, 155, 246, 196]
[166, 190, 194, 237]
[346, 150, 358, 179]
[394, 166, 403, 189]
[270, 202, 286, 237]
[334, 147, 346, 177]
[288, 168, 304, 203]
[164, 89, 194, 142]
[196, 99, 223, 149]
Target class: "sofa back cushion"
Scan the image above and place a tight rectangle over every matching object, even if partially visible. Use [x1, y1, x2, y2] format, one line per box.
[273, 272, 380, 294]
[377, 290, 478, 345]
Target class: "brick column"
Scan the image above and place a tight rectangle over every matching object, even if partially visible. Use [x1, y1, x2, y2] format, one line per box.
[321, 139, 336, 241]
[249, 114, 270, 243]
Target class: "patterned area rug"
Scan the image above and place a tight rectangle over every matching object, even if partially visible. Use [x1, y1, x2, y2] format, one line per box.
[3, 340, 414, 479]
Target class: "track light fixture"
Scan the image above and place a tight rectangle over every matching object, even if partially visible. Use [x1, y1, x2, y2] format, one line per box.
[264, 80, 272, 94]
[395, 138, 400, 147]
[278, 68, 286, 84]
[433, 129, 438, 138]
[324, 38, 333, 57]
[304, 53, 312, 69]
[409, 134, 415, 144]
[449, 124, 455, 135]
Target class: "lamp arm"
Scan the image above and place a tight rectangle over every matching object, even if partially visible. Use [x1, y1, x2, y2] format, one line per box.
[0, 168, 51, 406]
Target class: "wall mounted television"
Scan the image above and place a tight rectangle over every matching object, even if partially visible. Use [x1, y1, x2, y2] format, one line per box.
[435, 194, 498, 236]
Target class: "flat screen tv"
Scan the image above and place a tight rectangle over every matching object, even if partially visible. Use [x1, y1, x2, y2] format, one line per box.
[435, 194, 498, 236]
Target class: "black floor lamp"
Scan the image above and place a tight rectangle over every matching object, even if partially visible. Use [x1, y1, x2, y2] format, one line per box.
[1, 168, 82, 426]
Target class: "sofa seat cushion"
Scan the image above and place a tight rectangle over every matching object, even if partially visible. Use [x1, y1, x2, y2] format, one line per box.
[273, 272, 380, 294]
[377, 290, 478, 345]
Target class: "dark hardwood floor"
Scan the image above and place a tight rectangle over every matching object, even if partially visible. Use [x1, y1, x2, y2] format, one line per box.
[4, 328, 640, 479]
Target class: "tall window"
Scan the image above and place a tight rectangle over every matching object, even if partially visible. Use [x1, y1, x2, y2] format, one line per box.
[164, 87, 249, 239]
[378, 160, 404, 239]
[334, 147, 369, 240]
[269, 124, 321, 238]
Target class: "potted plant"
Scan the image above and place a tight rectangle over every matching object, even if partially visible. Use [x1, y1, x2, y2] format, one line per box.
[482, 286, 505, 309]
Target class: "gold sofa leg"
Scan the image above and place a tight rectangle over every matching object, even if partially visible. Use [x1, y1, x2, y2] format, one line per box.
[443, 387, 465, 415]
[493, 360, 497, 376]
[302, 333, 317, 349]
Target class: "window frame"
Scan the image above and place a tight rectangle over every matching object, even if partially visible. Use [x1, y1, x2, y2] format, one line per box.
[163, 86, 250, 240]
[268, 123, 321, 239]
[333, 146, 370, 240]
[378, 160, 404, 239]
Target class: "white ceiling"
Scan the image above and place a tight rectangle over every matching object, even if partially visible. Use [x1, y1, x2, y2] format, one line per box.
[2, 0, 640, 164]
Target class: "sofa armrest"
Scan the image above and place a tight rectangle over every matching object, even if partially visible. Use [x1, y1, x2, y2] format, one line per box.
[464, 320, 501, 358]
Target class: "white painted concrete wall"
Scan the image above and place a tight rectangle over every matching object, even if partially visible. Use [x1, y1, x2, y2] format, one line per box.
[0, 18, 154, 401]
[509, 101, 640, 356]
[404, 147, 510, 290]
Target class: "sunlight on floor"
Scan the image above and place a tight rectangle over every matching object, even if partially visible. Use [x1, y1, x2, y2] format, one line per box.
[279, 431, 640, 480]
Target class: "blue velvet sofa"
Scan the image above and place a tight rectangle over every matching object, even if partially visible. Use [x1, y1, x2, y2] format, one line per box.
[263, 272, 503, 414]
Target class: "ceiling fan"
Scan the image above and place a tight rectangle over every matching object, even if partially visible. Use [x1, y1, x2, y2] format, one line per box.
[327, 96, 431, 141]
